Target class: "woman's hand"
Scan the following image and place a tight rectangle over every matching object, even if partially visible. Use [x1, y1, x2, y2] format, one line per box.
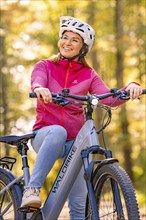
[34, 87, 52, 103]
[126, 83, 142, 100]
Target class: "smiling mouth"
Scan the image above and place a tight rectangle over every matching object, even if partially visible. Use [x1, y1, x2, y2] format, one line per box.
[63, 47, 72, 51]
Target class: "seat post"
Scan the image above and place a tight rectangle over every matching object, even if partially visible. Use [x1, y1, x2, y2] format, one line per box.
[17, 142, 30, 187]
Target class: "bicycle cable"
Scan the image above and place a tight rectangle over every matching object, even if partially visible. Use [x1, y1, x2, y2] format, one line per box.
[97, 96, 120, 149]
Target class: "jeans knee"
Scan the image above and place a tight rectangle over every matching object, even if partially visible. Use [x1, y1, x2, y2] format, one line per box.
[50, 125, 67, 146]
[53, 125, 67, 139]
[31, 125, 67, 153]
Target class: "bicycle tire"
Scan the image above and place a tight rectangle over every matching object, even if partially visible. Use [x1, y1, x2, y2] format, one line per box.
[85, 163, 140, 220]
[0, 167, 25, 220]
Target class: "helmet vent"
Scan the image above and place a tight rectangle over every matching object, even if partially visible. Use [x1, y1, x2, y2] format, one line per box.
[79, 24, 84, 27]
[76, 28, 84, 33]
[61, 25, 68, 27]
[72, 22, 77, 26]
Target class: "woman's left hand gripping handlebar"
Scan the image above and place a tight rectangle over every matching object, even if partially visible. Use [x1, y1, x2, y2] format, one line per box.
[125, 83, 143, 100]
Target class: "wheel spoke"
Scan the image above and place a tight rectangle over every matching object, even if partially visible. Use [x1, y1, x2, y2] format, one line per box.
[1, 202, 13, 216]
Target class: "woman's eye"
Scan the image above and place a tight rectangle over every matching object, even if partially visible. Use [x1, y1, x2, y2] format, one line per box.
[72, 39, 78, 42]
[62, 36, 68, 40]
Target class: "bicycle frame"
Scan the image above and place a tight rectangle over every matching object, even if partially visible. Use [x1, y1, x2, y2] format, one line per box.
[40, 119, 99, 220]
[2, 88, 145, 219]
[0, 118, 104, 220]
[0, 117, 116, 220]
[0, 110, 117, 219]
[0, 175, 23, 196]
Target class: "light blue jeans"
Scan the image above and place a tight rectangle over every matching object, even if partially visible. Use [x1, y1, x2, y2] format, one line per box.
[27, 125, 87, 220]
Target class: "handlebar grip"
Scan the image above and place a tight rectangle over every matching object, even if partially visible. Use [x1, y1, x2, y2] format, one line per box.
[29, 92, 56, 98]
[29, 92, 37, 98]
[121, 89, 146, 97]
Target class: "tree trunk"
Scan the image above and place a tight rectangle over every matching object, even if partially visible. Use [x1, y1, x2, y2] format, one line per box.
[87, 1, 105, 147]
[115, 0, 133, 180]
[0, 29, 9, 156]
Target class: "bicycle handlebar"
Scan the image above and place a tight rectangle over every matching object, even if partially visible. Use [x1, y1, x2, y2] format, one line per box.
[29, 88, 146, 106]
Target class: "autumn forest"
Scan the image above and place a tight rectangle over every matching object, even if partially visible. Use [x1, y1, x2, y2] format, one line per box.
[0, 0, 146, 216]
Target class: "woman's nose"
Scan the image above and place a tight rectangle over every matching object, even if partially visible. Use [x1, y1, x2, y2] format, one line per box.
[65, 39, 71, 45]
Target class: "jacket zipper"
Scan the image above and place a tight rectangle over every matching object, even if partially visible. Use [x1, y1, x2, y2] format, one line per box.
[60, 62, 71, 127]
[64, 62, 71, 88]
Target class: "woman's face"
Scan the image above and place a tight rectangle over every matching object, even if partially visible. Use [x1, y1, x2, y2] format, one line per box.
[59, 31, 83, 61]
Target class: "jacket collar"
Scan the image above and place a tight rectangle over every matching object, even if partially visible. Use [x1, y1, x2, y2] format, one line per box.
[57, 59, 84, 70]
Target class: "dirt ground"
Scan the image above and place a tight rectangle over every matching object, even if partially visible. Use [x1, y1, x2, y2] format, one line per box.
[58, 202, 146, 220]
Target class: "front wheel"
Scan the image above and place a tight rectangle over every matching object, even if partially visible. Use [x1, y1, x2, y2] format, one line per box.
[0, 168, 25, 220]
[85, 163, 140, 220]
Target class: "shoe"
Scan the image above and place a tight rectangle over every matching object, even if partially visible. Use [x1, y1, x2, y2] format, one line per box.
[21, 188, 42, 208]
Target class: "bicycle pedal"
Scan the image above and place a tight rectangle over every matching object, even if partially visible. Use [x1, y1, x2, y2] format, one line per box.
[18, 206, 39, 213]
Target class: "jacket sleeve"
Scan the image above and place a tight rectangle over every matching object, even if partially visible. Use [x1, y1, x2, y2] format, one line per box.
[89, 71, 127, 107]
[31, 60, 49, 91]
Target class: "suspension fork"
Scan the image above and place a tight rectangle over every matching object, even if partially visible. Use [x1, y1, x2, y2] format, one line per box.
[111, 179, 125, 218]
[81, 147, 99, 220]
[105, 149, 125, 218]
[81, 145, 119, 220]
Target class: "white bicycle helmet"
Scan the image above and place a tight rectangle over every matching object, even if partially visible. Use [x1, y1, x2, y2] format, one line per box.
[59, 16, 95, 52]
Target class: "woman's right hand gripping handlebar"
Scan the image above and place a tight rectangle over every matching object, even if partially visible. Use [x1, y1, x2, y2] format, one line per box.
[34, 87, 52, 103]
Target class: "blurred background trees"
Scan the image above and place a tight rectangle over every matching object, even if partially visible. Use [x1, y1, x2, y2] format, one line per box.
[0, 0, 145, 214]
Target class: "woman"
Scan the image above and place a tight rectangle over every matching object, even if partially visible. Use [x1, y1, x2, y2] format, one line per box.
[21, 16, 142, 219]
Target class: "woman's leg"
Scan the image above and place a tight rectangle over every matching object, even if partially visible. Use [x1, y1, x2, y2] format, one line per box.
[68, 167, 87, 220]
[28, 125, 67, 189]
[64, 141, 87, 220]
[21, 125, 67, 208]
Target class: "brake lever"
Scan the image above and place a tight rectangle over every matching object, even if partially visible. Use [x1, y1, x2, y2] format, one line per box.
[52, 97, 70, 106]
[117, 90, 130, 100]
[58, 101, 71, 106]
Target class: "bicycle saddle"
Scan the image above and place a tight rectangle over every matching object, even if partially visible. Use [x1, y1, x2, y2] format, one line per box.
[0, 133, 36, 146]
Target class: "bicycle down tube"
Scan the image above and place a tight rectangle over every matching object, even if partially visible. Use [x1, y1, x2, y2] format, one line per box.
[41, 119, 99, 220]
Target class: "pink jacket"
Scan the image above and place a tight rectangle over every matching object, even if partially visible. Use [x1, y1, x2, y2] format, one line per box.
[31, 59, 125, 140]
